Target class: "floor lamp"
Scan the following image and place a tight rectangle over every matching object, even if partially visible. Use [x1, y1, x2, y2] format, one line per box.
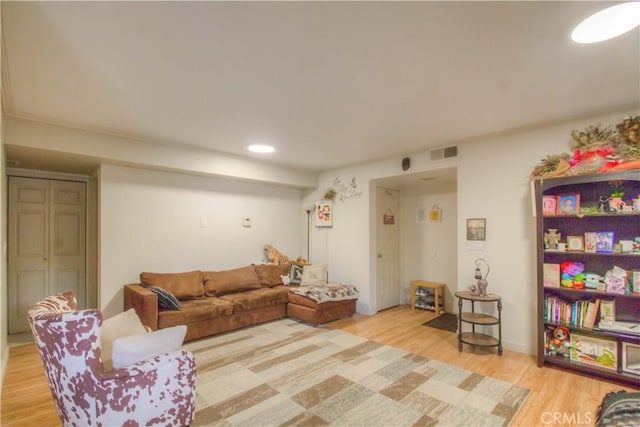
[306, 208, 312, 261]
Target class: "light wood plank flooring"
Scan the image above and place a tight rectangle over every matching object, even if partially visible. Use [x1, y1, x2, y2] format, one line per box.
[2, 305, 635, 426]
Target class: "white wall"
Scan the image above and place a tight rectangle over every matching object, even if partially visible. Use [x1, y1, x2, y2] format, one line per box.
[99, 164, 304, 318]
[401, 185, 457, 312]
[309, 107, 639, 355]
[5, 117, 317, 189]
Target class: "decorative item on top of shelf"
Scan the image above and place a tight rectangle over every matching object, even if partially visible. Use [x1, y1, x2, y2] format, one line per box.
[604, 266, 628, 294]
[530, 115, 640, 180]
[560, 261, 585, 289]
[558, 193, 580, 215]
[544, 229, 561, 250]
[468, 258, 490, 296]
[617, 115, 640, 160]
[595, 231, 615, 253]
[542, 195, 558, 216]
[545, 325, 571, 357]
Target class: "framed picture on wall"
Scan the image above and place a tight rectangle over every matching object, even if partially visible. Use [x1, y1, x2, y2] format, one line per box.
[315, 200, 333, 227]
[466, 218, 486, 241]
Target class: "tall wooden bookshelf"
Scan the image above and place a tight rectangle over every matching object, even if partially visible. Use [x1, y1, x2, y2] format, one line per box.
[535, 170, 640, 387]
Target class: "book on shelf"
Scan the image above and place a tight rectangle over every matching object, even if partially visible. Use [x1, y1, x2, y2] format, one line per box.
[596, 321, 640, 336]
[570, 333, 617, 371]
[543, 295, 601, 329]
[599, 300, 615, 325]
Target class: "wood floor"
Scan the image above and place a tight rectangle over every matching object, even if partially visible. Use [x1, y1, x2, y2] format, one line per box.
[1, 305, 635, 426]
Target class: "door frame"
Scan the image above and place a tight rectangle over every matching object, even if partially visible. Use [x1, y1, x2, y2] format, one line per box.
[6, 168, 97, 323]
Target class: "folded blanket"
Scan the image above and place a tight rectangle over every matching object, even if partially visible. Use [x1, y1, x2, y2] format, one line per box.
[289, 283, 359, 303]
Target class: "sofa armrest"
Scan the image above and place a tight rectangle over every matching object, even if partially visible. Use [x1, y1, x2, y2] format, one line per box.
[124, 284, 158, 330]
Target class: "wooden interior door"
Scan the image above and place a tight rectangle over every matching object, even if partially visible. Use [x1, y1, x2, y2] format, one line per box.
[8, 177, 86, 334]
[376, 186, 401, 311]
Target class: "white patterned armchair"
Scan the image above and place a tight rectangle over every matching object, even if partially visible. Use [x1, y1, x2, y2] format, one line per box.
[28, 292, 196, 427]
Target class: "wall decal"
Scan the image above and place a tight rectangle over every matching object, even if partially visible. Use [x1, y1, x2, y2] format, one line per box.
[332, 177, 363, 202]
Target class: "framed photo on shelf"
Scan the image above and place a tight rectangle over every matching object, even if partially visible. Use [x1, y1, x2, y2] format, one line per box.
[567, 235, 585, 252]
[466, 218, 486, 241]
[542, 196, 558, 216]
[557, 193, 580, 215]
[595, 231, 615, 253]
[584, 232, 597, 253]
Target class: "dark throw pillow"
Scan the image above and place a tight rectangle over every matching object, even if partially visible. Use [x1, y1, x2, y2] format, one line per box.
[147, 286, 182, 310]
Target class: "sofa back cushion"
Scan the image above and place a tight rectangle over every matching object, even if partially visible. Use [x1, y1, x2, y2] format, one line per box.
[255, 263, 290, 287]
[203, 265, 261, 296]
[140, 271, 204, 300]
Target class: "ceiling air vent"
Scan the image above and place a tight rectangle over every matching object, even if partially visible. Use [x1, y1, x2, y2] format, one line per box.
[430, 145, 458, 161]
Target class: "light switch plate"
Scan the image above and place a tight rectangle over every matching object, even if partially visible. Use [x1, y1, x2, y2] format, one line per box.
[243, 217, 252, 227]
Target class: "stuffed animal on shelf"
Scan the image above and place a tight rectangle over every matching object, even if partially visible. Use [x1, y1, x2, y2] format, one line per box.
[546, 325, 571, 357]
[560, 261, 584, 288]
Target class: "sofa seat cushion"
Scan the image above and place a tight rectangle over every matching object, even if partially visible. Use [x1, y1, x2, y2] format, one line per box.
[203, 265, 261, 296]
[140, 271, 205, 300]
[219, 286, 290, 312]
[158, 297, 233, 329]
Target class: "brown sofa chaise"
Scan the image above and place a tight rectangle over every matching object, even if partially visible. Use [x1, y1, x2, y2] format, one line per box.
[124, 264, 292, 342]
[124, 264, 359, 342]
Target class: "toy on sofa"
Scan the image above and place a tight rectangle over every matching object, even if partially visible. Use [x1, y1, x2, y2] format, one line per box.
[263, 244, 291, 265]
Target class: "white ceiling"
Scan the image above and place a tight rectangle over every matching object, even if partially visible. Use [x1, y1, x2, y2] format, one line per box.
[2, 1, 639, 175]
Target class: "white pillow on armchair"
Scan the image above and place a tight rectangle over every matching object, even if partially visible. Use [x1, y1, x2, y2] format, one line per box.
[112, 325, 187, 369]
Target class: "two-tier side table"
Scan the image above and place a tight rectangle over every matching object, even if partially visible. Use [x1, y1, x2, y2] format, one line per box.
[455, 290, 502, 356]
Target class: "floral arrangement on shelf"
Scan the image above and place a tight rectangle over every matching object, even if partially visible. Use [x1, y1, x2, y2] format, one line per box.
[531, 115, 640, 180]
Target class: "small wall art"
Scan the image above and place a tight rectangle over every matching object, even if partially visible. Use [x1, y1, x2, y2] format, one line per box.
[429, 205, 442, 222]
[466, 218, 486, 241]
[315, 200, 333, 227]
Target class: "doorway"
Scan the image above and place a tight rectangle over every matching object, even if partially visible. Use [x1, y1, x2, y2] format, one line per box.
[376, 186, 401, 310]
[8, 176, 87, 334]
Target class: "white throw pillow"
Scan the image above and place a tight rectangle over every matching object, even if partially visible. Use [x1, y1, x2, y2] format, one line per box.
[301, 264, 328, 286]
[101, 308, 147, 370]
[112, 325, 187, 369]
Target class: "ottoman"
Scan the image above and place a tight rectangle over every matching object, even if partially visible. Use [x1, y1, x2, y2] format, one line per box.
[287, 284, 358, 325]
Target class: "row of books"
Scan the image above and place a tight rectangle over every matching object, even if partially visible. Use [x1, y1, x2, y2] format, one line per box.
[543, 295, 614, 329]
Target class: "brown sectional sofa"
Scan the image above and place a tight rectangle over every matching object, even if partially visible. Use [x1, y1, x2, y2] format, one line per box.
[124, 264, 292, 342]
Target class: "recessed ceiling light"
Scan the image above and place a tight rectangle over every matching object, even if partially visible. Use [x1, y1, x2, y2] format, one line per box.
[248, 144, 275, 154]
[572, 2, 640, 44]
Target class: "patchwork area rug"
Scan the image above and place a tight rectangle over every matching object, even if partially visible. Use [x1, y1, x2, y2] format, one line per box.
[184, 319, 529, 426]
[422, 313, 458, 333]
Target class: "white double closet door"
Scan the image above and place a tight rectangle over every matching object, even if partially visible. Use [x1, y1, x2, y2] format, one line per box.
[8, 176, 86, 334]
